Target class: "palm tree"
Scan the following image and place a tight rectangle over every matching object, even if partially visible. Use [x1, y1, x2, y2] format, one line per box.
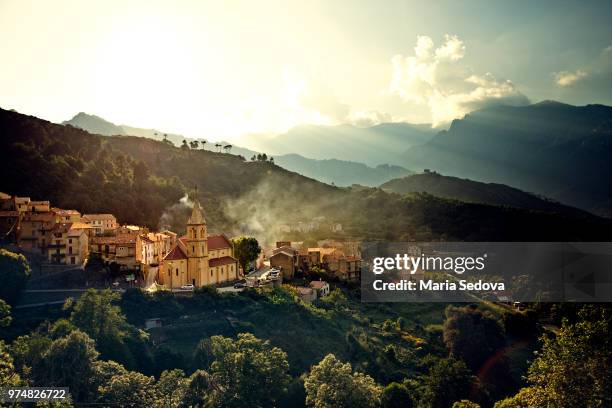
[190, 140, 199, 149]
[215, 143, 222, 152]
[223, 144, 232, 153]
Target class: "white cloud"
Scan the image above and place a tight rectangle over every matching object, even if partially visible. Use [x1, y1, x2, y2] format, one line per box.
[553, 70, 587, 87]
[346, 110, 393, 127]
[389, 35, 529, 126]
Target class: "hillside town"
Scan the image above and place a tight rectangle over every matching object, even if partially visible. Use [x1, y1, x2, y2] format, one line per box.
[0, 192, 362, 295]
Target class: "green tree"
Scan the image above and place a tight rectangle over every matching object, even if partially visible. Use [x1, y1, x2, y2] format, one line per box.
[0, 340, 22, 387]
[443, 305, 505, 372]
[182, 369, 213, 407]
[40, 330, 99, 401]
[154, 369, 188, 408]
[453, 400, 481, 408]
[209, 332, 291, 407]
[498, 307, 611, 407]
[9, 332, 52, 383]
[231, 236, 261, 275]
[98, 370, 158, 407]
[304, 354, 382, 408]
[381, 382, 414, 408]
[0, 299, 11, 327]
[421, 358, 476, 408]
[193, 338, 214, 370]
[0, 249, 31, 305]
[70, 289, 126, 340]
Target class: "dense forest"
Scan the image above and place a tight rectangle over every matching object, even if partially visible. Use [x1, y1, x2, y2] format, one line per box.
[2, 107, 612, 242]
[1, 251, 610, 407]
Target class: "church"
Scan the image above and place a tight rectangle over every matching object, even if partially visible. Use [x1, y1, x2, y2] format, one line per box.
[158, 200, 239, 288]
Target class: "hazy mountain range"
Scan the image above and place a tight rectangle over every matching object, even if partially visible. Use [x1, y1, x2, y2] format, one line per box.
[63, 113, 415, 187]
[242, 122, 437, 166]
[400, 101, 612, 215]
[63, 101, 612, 215]
[380, 172, 587, 216]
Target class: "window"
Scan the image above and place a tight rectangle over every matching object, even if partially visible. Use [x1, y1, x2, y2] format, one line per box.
[69, 238, 72, 244]
[211, 269, 213, 276]
[201, 228, 204, 236]
[176, 268, 179, 276]
[168, 269, 171, 276]
[68, 247, 72, 254]
[192, 245, 195, 254]
[71, 257, 75, 264]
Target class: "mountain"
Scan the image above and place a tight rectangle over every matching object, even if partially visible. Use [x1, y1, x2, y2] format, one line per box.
[4, 107, 612, 242]
[64, 112, 186, 145]
[63, 112, 126, 136]
[243, 122, 437, 166]
[380, 172, 587, 216]
[272, 155, 412, 187]
[62, 113, 414, 187]
[401, 101, 612, 215]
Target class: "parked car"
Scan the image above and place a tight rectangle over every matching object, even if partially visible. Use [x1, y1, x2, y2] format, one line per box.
[234, 282, 247, 289]
[180, 284, 195, 291]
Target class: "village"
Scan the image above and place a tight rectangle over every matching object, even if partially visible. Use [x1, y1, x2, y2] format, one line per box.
[0, 191, 362, 304]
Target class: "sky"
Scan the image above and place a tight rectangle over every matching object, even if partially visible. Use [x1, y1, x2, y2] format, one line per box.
[1, 0, 611, 142]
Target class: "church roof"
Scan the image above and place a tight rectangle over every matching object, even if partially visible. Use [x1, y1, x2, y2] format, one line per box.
[163, 245, 188, 261]
[187, 201, 206, 225]
[208, 234, 232, 250]
[209, 256, 238, 267]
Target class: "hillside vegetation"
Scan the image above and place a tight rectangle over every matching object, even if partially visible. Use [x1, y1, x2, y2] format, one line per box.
[380, 172, 587, 216]
[2, 107, 612, 242]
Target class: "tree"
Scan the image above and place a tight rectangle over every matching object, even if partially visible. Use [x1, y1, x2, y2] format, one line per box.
[182, 369, 213, 407]
[98, 370, 158, 407]
[231, 236, 261, 275]
[0, 340, 22, 387]
[304, 354, 382, 408]
[40, 330, 99, 401]
[381, 382, 414, 408]
[0, 249, 31, 305]
[223, 144, 232, 153]
[192, 338, 214, 370]
[181, 140, 189, 150]
[0, 299, 11, 327]
[154, 369, 188, 408]
[442, 305, 506, 372]
[498, 307, 611, 407]
[9, 332, 52, 383]
[133, 161, 150, 184]
[190, 140, 200, 149]
[421, 358, 476, 408]
[453, 400, 481, 408]
[70, 289, 126, 342]
[208, 332, 291, 407]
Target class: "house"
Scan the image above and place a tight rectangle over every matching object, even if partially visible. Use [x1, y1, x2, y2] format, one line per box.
[47, 222, 89, 266]
[52, 208, 82, 223]
[309, 280, 330, 297]
[269, 245, 299, 279]
[90, 233, 138, 270]
[83, 214, 117, 235]
[296, 286, 317, 303]
[158, 200, 239, 289]
[17, 211, 56, 254]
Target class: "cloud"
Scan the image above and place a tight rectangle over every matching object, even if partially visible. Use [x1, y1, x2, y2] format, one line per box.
[389, 35, 529, 126]
[346, 110, 393, 127]
[554, 70, 588, 87]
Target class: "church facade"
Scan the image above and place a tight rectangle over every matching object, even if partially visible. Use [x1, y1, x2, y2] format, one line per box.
[158, 201, 239, 288]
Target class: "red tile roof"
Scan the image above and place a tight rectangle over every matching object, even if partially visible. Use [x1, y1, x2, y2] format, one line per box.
[163, 245, 188, 261]
[209, 256, 237, 267]
[208, 235, 232, 250]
